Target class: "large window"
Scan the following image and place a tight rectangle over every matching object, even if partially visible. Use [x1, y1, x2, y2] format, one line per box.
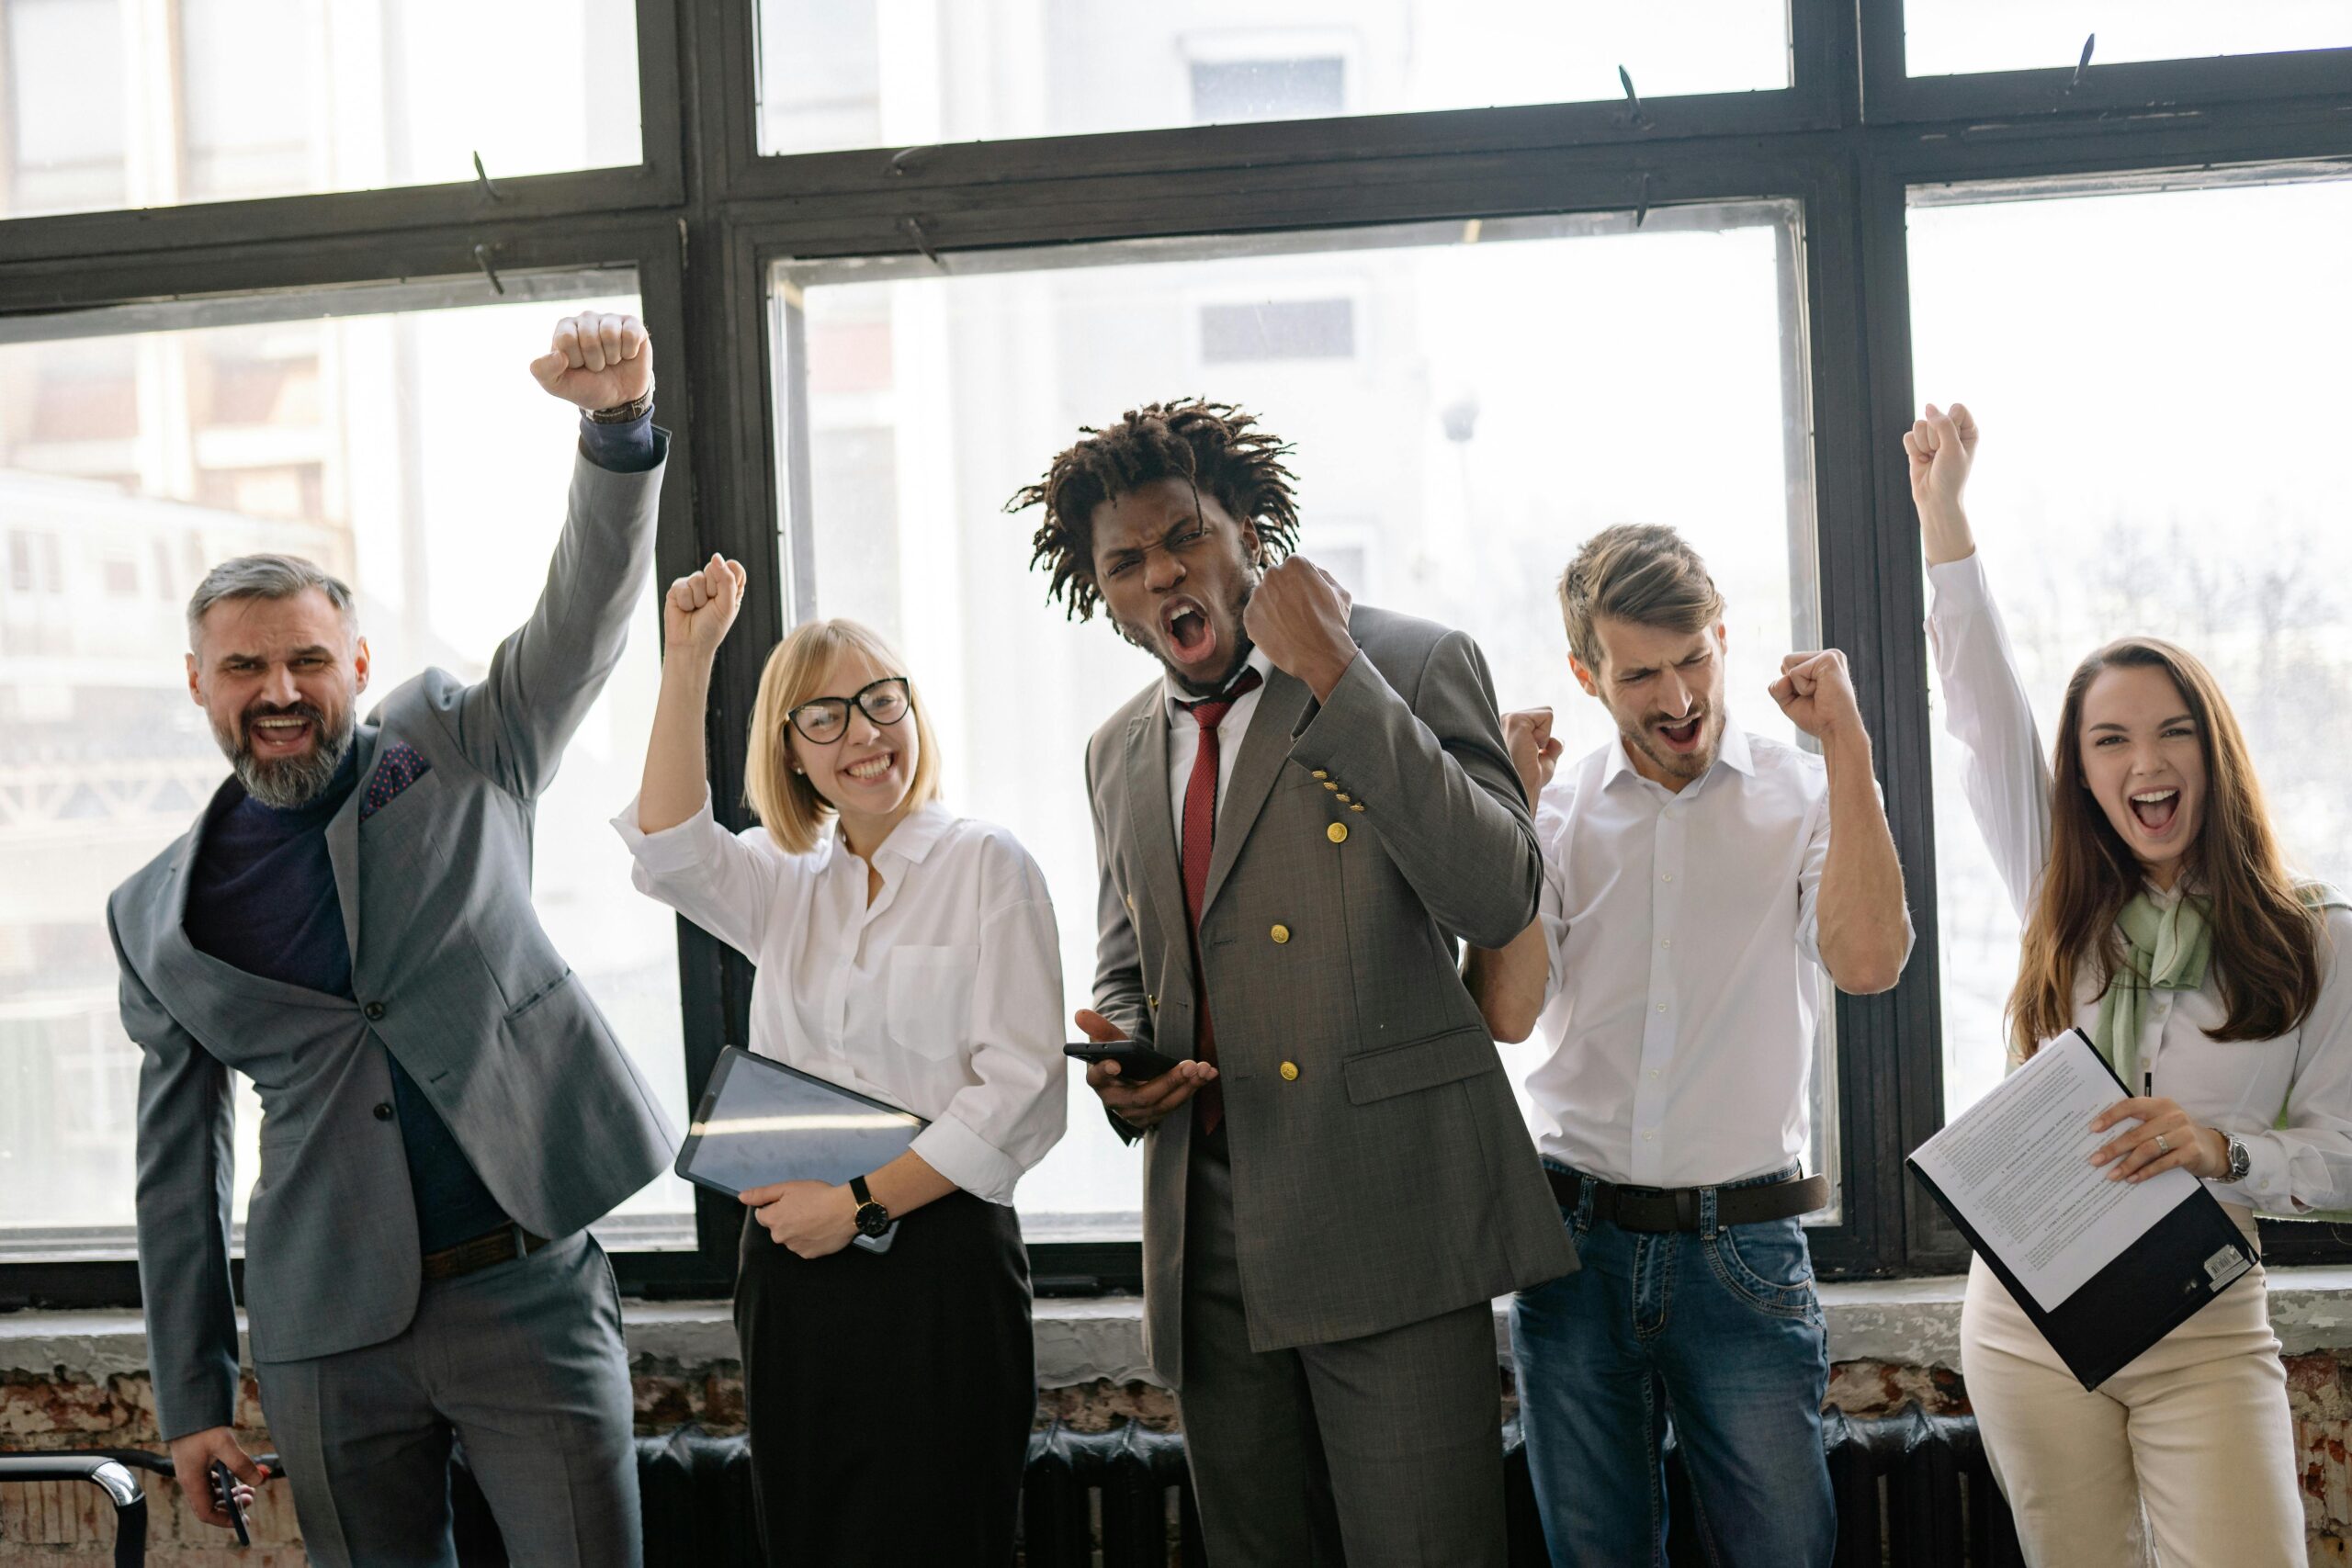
[754, 0, 1791, 157]
[6, 0, 2352, 1301]
[775, 205, 1836, 1235]
[0, 272, 695, 1259]
[1911, 175, 2352, 1122]
[0, 0, 642, 220]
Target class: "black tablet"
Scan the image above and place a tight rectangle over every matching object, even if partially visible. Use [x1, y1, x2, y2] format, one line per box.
[673, 1046, 927, 1199]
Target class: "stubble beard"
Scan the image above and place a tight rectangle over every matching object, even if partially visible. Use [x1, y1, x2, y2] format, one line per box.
[1623, 705, 1721, 783]
[1113, 575, 1261, 697]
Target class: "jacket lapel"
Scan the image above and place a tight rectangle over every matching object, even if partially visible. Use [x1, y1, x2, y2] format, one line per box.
[1123, 709, 1190, 945]
[323, 725, 381, 961]
[1201, 668, 1313, 917]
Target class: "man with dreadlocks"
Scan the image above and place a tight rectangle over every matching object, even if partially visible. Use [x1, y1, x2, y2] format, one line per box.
[1010, 400, 1574, 1564]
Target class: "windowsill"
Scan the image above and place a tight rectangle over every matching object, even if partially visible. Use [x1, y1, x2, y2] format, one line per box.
[10, 1269, 2352, 1389]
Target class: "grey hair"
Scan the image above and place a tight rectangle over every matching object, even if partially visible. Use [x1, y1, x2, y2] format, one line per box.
[186, 554, 357, 649]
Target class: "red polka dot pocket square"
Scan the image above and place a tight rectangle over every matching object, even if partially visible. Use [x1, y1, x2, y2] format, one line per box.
[359, 743, 434, 822]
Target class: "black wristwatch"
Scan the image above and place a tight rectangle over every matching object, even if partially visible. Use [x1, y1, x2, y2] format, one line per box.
[848, 1175, 891, 1237]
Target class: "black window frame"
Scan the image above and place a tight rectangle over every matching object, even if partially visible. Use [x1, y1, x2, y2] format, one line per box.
[4, 0, 2351, 1316]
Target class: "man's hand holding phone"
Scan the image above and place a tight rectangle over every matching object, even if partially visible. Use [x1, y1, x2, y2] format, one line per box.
[1072, 1008, 1216, 1131]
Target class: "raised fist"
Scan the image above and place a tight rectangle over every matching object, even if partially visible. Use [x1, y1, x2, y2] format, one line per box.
[664, 554, 746, 661]
[1241, 556, 1356, 701]
[1769, 649, 1864, 745]
[1904, 401, 1978, 565]
[1501, 706, 1563, 806]
[530, 311, 652, 413]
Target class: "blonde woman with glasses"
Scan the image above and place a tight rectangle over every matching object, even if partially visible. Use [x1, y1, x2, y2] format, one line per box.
[614, 555, 1066, 1566]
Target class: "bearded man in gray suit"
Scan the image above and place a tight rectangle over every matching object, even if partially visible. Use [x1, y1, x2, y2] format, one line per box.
[1010, 400, 1576, 1566]
[107, 312, 674, 1568]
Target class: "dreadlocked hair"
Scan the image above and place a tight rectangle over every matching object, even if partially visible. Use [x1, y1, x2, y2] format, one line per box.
[1004, 399, 1301, 622]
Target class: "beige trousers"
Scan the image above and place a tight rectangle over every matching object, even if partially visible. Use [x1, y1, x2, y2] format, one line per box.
[1958, 1205, 2305, 1567]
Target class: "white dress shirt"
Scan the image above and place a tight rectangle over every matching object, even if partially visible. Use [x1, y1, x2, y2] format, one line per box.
[1164, 647, 1276, 857]
[1928, 552, 2352, 1213]
[1531, 720, 1907, 1188]
[612, 795, 1067, 1205]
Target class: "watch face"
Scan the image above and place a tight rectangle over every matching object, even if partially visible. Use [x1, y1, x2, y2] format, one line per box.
[855, 1203, 890, 1237]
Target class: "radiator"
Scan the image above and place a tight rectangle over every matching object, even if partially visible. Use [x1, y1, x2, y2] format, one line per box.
[581, 1402, 2021, 1567]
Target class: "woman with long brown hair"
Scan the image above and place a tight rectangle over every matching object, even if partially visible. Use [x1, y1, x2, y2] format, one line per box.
[1915, 402, 2352, 1565]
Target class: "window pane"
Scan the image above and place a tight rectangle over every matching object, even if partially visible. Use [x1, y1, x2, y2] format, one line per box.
[0, 272, 695, 1259]
[0, 0, 641, 220]
[1910, 178, 2352, 1121]
[755, 0, 1789, 156]
[773, 205, 1835, 1236]
[1906, 0, 2349, 77]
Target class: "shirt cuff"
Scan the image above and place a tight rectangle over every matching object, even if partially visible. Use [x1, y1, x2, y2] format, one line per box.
[610, 789, 721, 876]
[910, 1114, 1025, 1208]
[578, 410, 659, 474]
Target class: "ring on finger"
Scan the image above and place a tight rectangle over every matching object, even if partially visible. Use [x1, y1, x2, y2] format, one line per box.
[2154, 1134, 2170, 1156]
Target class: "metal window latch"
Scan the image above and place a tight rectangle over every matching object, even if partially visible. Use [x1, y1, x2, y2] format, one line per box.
[473, 243, 504, 295]
[2065, 33, 2096, 96]
[1618, 65, 1650, 130]
[899, 215, 943, 267]
[472, 150, 504, 202]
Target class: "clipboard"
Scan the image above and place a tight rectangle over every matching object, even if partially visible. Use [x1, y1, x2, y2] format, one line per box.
[675, 1044, 925, 1204]
[1907, 1028, 2256, 1390]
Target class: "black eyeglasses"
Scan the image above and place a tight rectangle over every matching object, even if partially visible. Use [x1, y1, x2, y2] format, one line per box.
[787, 675, 913, 744]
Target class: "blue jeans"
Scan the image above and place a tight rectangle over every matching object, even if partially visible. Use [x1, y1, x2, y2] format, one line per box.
[1512, 1162, 1834, 1568]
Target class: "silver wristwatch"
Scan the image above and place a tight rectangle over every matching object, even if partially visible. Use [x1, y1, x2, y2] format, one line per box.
[2220, 1133, 2253, 1184]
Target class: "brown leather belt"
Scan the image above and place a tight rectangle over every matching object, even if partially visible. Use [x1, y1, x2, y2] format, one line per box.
[421, 1224, 551, 1282]
[1545, 1167, 1830, 1233]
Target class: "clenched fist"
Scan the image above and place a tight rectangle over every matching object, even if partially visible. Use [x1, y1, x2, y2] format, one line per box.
[1242, 556, 1356, 701]
[1904, 401, 1977, 566]
[529, 311, 653, 413]
[1769, 649, 1864, 746]
[665, 554, 746, 663]
[1502, 706, 1563, 806]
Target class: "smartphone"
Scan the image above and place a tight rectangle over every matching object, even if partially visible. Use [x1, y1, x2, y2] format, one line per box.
[210, 1459, 252, 1547]
[1063, 1042, 1186, 1082]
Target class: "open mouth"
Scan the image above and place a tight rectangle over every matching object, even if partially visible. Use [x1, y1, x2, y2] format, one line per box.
[1654, 714, 1704, 754]
[245, 712, 318, 755]
[2129, 787, 2181, 834]
[1159, 596, 1216, 667]
[843, 750, 896, 784]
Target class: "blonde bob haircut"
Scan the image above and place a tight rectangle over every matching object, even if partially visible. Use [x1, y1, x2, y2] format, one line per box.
[743, 617, 942, 856]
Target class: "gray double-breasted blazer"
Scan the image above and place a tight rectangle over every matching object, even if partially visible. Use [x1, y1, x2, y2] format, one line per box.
[1085, 603, 1577, 1385]
[107, 439, 678, 1441]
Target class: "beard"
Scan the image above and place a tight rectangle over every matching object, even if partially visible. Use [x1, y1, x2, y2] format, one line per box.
[1622, 704, 1722, 783]
[213, 698, 356, 810]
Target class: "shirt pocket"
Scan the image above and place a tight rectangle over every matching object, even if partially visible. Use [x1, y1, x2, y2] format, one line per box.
[884, 945, 980, 1063]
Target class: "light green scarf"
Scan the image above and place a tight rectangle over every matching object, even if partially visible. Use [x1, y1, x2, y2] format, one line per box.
[2088, 889, 2212, 1089]
[2086, 884, 2351, 1224]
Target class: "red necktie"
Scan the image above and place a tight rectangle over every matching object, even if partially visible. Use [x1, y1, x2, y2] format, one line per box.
[1179, 668, 1261, 1136]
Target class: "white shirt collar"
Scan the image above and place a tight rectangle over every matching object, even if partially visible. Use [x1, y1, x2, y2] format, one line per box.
[1159, 645, 1274, 727]
[1602, 715, 1757, 794]
[834, 798, 956, 868]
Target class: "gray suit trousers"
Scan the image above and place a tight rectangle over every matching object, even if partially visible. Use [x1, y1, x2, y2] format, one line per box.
[255, 1232, 639, 1568]
[1179, 1131, 1509, 1567]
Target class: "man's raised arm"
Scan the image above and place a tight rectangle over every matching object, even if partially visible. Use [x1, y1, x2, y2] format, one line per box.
[447, 311, 665, 797]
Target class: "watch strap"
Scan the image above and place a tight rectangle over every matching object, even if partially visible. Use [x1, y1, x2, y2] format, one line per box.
[849, 1174, 874, 1206]
[586, 379, 655, 424]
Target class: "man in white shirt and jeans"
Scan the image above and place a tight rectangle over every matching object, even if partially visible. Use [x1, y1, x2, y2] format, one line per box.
[1468, 524, 1912, 1566]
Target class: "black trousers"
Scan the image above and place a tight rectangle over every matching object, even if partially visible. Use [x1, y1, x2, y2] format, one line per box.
[734, 1193, 1035, 1567]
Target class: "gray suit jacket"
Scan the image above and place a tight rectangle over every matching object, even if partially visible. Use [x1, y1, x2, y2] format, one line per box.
[1086, 604, 1577, 1386]
[108, 440, 678, 1441]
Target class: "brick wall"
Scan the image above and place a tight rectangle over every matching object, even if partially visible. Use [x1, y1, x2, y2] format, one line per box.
[8, 1352, 2352, 1562]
